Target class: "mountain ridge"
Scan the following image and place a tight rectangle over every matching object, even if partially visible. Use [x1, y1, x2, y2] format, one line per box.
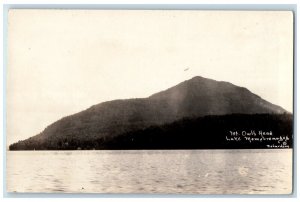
[9, 76, 288, 150]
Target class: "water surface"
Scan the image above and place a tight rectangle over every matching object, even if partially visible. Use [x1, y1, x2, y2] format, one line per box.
[6, 149, 292, 194]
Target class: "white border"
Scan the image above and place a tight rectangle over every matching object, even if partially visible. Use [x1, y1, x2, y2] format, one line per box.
[1, 1, 299, 202]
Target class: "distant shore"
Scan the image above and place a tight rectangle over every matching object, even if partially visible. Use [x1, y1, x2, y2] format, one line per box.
[9, 113, 293, 151]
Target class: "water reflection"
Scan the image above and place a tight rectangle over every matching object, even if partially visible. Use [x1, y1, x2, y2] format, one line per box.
[7, 149, 292, 194]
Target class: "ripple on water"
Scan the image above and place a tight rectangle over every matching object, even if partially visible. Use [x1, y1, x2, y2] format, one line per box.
[6, 149, 292, 194]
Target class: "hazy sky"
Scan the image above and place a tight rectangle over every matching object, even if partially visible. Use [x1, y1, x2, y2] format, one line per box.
[7, 10, 293, 145]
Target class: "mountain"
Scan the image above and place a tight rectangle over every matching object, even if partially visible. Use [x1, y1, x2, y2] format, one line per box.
[104, 114, 293, 150]
[9, 76, 289, 150]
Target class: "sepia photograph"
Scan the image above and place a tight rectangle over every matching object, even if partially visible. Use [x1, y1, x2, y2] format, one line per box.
[6, 9, 293, 194]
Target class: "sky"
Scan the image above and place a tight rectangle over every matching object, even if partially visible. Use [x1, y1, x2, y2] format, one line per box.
[7, 10, 293, 145]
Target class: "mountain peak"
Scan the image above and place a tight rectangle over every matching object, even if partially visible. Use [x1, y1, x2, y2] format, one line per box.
[149, 75, 286, 114]
[187, 75, 215, 83]
[190, 75, 205, 80]
[9, 76, 288, 150]
[187, 76, 233, 86]
[150, 76, 229, 99]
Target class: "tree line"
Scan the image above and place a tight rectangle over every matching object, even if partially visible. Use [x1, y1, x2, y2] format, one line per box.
[9, 113, 293, 150]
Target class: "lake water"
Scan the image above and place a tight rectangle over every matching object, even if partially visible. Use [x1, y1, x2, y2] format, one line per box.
[6, 149, 292, 194]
